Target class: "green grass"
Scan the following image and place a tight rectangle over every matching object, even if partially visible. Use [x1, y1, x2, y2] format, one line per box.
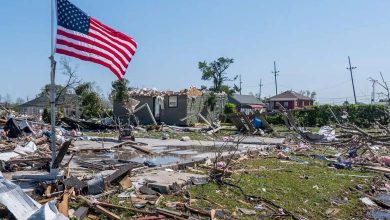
[85, 128, 237, 141]
[165, 157, 376, 219]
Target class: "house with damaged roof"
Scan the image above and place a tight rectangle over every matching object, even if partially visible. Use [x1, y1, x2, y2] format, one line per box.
[268, 90, 314, 110]
[113, 87, 228, 126]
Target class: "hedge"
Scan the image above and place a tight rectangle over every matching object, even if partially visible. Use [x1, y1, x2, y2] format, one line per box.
[265, 104, 389, 128]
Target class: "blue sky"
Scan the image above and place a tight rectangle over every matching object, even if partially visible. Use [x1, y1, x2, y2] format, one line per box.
[0, 0, 389, 104]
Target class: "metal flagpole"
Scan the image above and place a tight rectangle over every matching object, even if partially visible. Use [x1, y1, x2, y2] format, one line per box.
[50, 0, 58, 175]
[12, 0, 60, 180]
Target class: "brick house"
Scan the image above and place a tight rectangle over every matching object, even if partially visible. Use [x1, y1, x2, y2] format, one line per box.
[268, 91, 313, 110]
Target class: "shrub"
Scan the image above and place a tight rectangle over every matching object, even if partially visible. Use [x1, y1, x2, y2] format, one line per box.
[266, 104, 389, 128]
[224, 103, 236, 114]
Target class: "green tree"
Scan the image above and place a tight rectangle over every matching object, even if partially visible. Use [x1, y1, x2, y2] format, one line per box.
[42, 108, 50, 123]
[75, 82, 93, 96]
[111, 79, 130, 102]
[198, 57, 238, 93]
[75, 82, 104, 119]
[42, 108, 64, 124]
[80, 92, 103, 118]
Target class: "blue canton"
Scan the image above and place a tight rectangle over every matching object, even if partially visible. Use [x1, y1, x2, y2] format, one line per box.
[57, 0, 90, 34]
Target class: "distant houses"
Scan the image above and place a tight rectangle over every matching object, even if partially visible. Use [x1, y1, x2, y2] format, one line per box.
[228, 94, 266, 114]
[268, 90, 313, 110]
[19, 94, 79, 119]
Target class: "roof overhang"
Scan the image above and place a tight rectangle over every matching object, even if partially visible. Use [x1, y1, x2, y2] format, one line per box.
[248, 104, 265, 109]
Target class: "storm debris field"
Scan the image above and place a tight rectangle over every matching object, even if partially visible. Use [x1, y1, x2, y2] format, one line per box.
[0, 104, 389, 220]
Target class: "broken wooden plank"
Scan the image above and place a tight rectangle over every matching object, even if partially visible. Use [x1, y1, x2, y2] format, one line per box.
[104, 163, 134, 184]
[52, 140, 73, 169]
[125, 144, 153, 155]
[184, 203, 215, 218]
[58, 187, 74, 217]
[362, 165, 390, 174]
[77, 195, 120, 220]
[119, 176, 132, 190]
[155, 208, 187, 220]
[97, 201, 155, 215]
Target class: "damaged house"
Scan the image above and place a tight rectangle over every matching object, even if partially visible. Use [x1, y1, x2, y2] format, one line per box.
[114, 87, 227, 126]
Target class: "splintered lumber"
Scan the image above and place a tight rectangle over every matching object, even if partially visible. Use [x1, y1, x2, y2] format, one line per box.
[52, 140, 72, 168]
[362, 165, 390, 174]
[45, 185, 52, 198]
[156, 208, 187, 220]
[38, 197, 56, 204]
[97, 201, 155, 215]
[58, 187, 74, 217]
[0, 118, 7, 125]
[136, 215, 166, 220]
[227, 112, 255, 132]
[126, 144, 153, 155]
[104, 163, 134, 184]
[254, 111, 273, 132]
[184, 204, 215, 218]
[34, 136, 48, 145]
[77, 195, 120, 220]
[119, 176, 132, 189]
[8, 157, 51, 164]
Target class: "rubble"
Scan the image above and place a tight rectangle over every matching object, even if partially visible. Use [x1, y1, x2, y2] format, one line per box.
[0, 101, 388, 219]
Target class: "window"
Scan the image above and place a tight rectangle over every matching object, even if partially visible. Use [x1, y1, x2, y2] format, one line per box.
[283, 101, 289, 107]
[168, 96, 178, 108]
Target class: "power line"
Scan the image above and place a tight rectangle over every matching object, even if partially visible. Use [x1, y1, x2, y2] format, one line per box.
[346, 56, 357, 104]
[368, 78, 378, 103]
[272, 61, 279, 95]
[258, 78, 263, 99]
[239, 74, 242, 95]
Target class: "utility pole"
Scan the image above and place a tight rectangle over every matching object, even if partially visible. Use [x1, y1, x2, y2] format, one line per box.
[272, 61, 279, 96]
[346, 56, 357, 104]
[239, 74, 242, 95]
[369, 78, 378, 103]
[258, 78, 263, 100]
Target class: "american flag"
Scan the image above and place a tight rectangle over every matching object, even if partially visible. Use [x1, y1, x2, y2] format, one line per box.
[55, 0, 137, 80]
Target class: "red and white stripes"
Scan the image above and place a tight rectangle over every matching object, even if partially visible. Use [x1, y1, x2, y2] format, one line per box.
[56, 17, 137, 80]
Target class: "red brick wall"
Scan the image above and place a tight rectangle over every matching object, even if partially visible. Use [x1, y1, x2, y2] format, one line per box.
[272, 100, 312, 110]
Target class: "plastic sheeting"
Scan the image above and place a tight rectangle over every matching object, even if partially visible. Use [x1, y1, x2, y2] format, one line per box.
[0, 173, 67, 220]
[318, 126, 336, 141]
[14, 141, 37, 155]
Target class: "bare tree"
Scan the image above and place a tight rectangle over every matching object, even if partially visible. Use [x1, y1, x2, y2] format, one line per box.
[55, 57, 81, 103]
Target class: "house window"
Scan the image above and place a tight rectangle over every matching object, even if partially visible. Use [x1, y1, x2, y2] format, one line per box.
[168, 96, 178, 108]
[283, 101, 289, 107]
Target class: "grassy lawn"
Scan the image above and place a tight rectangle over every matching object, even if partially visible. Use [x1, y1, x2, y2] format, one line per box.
[161, 157, 376, 219]
[84, 128, 237, 141]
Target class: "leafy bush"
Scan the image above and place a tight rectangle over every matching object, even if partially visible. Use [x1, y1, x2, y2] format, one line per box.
[266, 112, 285, 125]
[266, 104, 389, 128]
[224, 103, 237, 114]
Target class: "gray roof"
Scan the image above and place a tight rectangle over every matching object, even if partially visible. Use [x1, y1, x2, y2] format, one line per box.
[229, 94, 264, 105]
[19, 94, 78, 108]
[268, 90, 313, 101]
